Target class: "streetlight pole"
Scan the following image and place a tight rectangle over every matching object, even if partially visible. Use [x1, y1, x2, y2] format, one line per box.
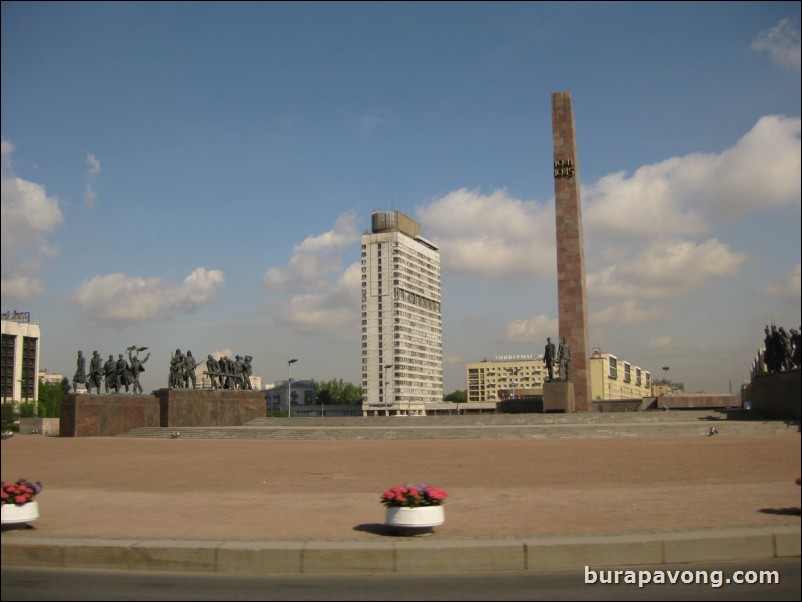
[287, 359, 298, 418]
[383, 364, 392, 417]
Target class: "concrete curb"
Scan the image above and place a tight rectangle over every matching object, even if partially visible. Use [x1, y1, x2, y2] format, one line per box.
[2, 525, 799, 575]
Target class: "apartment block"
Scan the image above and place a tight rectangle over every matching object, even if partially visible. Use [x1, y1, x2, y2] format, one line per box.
[1, 311, 40, 403]
[361, 211, 442, 415]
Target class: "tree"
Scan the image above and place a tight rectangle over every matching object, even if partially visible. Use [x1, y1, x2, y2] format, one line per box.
[37, 379, 66, 418]
[18, 401, 37, 418]
[1, 403, 18, 430]
[443, 390, 467, 403]
[312, 379, 363, 405]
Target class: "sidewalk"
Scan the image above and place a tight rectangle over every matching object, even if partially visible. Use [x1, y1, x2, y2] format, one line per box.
[2, 434, 800, 573]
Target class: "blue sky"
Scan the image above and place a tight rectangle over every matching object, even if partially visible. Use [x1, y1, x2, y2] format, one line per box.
[2, 1, 800, 395]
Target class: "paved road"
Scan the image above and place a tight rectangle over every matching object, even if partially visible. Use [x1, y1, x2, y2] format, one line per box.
[2, 558, 800, 601]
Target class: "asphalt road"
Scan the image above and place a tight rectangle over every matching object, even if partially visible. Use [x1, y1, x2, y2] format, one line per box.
[2, 558, 800, 601]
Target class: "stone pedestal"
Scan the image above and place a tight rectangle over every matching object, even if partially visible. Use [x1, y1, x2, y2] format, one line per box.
[60, 389, 267, 436]
[60, 394, 160, 437]
[543, 381, 575, 413]
[156, 388, 265, 428]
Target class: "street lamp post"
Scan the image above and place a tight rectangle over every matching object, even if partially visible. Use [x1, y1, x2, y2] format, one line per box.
[287, 359, 298, 418]
[383, 364, 392, 417]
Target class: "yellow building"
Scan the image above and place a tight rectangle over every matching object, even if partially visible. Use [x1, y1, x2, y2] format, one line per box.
[467, 355, 546, 402]
[589, 349, 652, 401]
[468, 350, 653, 405]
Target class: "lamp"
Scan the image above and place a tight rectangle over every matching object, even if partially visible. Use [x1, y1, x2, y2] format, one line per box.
[383, 364, 392, 416]
[287, 359, 298, 417]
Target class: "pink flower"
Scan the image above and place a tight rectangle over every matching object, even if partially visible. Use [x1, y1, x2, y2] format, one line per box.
[428, 488, 447, 501]
[380, 483, 448, 507]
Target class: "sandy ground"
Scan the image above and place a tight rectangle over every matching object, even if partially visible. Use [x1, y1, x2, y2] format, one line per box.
[1, 435, 800, 541]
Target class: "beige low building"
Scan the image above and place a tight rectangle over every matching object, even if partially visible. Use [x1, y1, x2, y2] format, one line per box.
[467, 355, 547, 402]
[468, 350, 653, 405]
[589, 349, 652, 401]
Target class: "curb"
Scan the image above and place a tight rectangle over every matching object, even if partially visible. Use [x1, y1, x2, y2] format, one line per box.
[2, 525, 799, 575]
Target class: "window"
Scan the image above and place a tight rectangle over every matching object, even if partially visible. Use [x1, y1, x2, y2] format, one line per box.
[608, 356, 618, 379]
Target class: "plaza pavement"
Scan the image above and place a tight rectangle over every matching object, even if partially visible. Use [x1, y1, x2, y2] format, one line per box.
[1, 432, 800, 574]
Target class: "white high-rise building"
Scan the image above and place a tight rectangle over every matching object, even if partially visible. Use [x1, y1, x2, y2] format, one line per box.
[1, 311, 40, 404]
[361, 211, 442, 415]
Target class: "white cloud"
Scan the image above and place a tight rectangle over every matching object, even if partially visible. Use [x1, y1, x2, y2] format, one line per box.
[1, 139, 65, 302]
[263, 213, 363, 339]
[444, 355, 464, 366]
[275, 262, 361, 336]
[358, 114, 387, 139]
[760, 263, 801, 302]
[73, 267, 225, 326]
[84, 153, 101, 208]
[649, 336, 674, 349]
[416, 188, 555, 279]
[588, 238, 746, 300]
[502, 314, 558, 343]
[750, 18, 801, 70]
[262, 212, 359, 291]
[584, 115, 801, 241]
[592, 300, 674, 325]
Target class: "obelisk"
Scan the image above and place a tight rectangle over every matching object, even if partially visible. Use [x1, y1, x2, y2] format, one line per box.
[551, 91, 591, 412]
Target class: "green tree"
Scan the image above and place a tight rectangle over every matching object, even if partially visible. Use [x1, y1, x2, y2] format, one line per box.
[18, 401, 37, 418]
[37, 379, 66, 418]
[312, 379, 363, 405]
[1, 402, 19, 430]
[443, 390, 467, 403]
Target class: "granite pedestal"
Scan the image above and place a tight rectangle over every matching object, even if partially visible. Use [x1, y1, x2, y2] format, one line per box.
[542, 381, 575, 413]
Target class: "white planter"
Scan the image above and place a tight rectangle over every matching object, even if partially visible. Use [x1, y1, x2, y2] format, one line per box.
[385, 505, 445, 532]
[1, 501, 39, 525]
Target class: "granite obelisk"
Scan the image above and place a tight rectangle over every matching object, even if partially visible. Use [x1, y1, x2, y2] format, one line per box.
[551, 91, 591, 412]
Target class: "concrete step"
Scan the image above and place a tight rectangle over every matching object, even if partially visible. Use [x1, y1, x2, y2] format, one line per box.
[245, 409, 766, 427]
[121, 414, 799, 440]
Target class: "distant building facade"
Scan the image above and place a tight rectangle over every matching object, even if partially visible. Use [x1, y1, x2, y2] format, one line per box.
[38, 370, 65, 387]
[361, 211, 442, 416]
[467, 349, 653, 405]
[266, 379, 316, 413]
[589, 349, 652, 400]
[467, 355, 547, 402]
[1, 311, 40, 404]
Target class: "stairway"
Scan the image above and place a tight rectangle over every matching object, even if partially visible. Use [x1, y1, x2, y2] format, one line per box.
[120, 410, 799, 440]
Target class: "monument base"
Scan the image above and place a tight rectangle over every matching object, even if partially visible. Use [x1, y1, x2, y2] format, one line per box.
[542, 381, 575, 413]
[60, 394, 160, 437]
[60, 389, 268, 436]
[156, 388, 265, 428]
[497, 398, 544, 413]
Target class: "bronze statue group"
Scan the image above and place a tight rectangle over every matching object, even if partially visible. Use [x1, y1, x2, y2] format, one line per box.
[73, 347, 150, 395]
[544, 336, 571, 382]
[169, 349, 254, 390]
[761, 324, 801, 374]
[73, 347, 255, 393]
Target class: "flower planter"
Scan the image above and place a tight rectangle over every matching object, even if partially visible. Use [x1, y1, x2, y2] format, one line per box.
[1, 501, 39, 525]
[385, 505, 444, 535]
